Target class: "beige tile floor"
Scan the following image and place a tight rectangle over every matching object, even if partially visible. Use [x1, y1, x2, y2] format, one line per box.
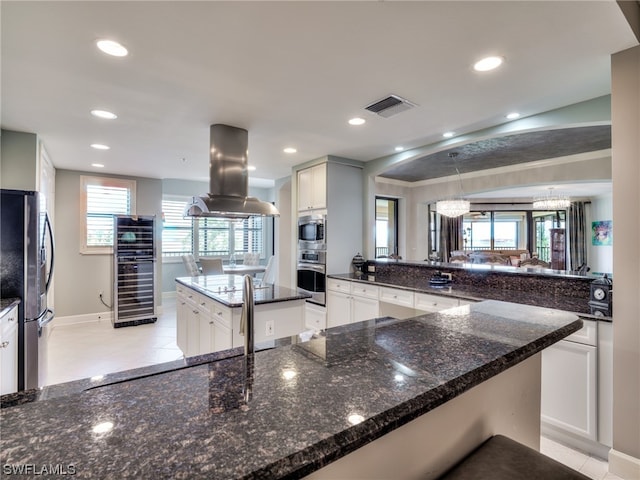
[45, 298, 621, 479]
[44, 298, 182, 386]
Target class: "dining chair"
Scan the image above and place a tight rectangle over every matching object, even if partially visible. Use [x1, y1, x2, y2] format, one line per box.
[260, 256, 276, 285]
[200, 257, 224, 275]
[243, 252, 260, 266]
[182, 254, 201, 276]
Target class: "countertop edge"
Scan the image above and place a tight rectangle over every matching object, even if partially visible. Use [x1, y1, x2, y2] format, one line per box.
[0, 298, 21, 318]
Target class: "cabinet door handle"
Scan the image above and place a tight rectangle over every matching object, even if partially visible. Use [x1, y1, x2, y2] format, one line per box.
[0, 341, 9, 348]
[200, 302, 206, 306]
[193, 310, 199, 314]
[209, 321, 214, 325]
[217, 312, 223, 316]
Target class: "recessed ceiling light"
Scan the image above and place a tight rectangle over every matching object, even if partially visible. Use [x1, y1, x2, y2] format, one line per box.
[247, 165, 257, 172]
[506, 112, 521, 120]
[91, 109, 117, 120]
[348, 117, 366, 126]
[442, 131, 455, 138]
[90, 144, 110, 150]
[96, 39, 128, 57]
[91, 163, 105, 168]
[394, 146, 404, 152]
[473, 56, 504, 72]
[283, 147, 297, 154]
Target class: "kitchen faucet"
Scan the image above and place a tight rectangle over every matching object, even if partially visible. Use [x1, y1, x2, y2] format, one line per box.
[239, 274, 255, 356]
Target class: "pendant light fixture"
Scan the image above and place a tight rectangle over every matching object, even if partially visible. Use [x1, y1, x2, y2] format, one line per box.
[436, 152, 470, 218]
[532, 187, 571, 210]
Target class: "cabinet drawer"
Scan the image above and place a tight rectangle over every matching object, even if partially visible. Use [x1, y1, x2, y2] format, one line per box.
[414, 293, 459, 313]
[350, 283, 379, 299]
[327, 278, 351, 294]
[211, 304, 232, 328]
[379, 287, 414, 308]
[194, 293, 213, 316]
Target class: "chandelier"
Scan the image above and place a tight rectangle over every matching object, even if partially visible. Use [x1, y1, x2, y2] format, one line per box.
[532, 188, 571, 210]
[436, 152, 470, 218]
[436, 199, 471, 217]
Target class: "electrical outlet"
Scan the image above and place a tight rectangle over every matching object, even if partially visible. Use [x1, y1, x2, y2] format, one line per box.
[265, 320, 274, 337]
[442, 273, 452, 281]
[367, 265, 375, 273]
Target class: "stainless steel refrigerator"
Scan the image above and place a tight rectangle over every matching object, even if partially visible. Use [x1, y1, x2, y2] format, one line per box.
[1, 189, 54, 390]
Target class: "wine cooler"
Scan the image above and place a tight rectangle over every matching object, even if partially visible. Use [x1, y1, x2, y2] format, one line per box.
[113, 215, 157, 327]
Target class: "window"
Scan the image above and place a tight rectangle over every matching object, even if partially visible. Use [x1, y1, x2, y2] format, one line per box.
[162, 198, 193, 257]
[161, 196, 266, 260]
[533, 211, 566, 261]
[375, 197, 399, 258]
[198, 217, 264, 257]
[462, 211, 526, 251]
[80, 176, 136, 254]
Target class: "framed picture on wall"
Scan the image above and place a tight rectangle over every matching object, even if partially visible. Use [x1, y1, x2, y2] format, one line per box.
[592, 220, 612, 246]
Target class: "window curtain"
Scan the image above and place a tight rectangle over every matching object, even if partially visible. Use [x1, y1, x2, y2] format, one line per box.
[438, 215, 463, 262]
[568, 202, 587, 270]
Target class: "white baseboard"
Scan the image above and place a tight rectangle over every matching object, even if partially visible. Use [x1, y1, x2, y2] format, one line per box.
[53, 311, 113, 327]
[163, 291, 177, 300]
[609, 449, 640, 480]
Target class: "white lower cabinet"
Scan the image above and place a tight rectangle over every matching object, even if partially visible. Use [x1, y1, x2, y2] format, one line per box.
[305, 302, 326, 331]
[327, 279, 380, 328]
[0, 304, 19, 395]
[326, 290, 352, 328]
[176, 282, 305, 357]
[541, 320, 598, 441]
[414, 292, 460, 313]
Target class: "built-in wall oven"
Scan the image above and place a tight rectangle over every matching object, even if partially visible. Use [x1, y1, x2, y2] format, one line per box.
[298, 213, 326, 250]
[297, 248, 326, 305]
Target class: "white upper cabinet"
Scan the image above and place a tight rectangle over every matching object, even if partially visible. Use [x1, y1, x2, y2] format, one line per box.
[297, 163, 326, 212]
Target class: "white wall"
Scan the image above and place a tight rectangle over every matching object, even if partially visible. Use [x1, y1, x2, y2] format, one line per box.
[611, 43, 640, 478]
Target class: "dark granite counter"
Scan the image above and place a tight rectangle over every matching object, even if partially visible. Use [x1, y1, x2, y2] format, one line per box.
[0, 301, 581, 479]
[176, 275, 310, 307]
[0, 297, 20, 318]
[358, 258, 611, 320]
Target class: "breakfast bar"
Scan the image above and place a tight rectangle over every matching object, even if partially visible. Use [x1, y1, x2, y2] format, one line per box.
[0, 300, 581, 479]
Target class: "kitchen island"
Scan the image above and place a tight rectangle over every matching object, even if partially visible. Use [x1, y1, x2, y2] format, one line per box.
[175, 275, 310, 357]
[0, 300, 581, 479]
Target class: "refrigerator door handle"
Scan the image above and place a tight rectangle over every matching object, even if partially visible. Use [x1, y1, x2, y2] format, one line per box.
[38, 308, 55, 336]
[44, 213, 55, 293]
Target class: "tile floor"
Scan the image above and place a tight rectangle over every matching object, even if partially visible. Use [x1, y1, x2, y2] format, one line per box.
[44, 297, 182, 386]
[45, 298, 621, 480]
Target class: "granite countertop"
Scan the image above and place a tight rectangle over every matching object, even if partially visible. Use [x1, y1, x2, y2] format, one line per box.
[0, 298, 20, 318]
[176, 275, 310, 307]
[329, 272, 609, 321]
[0, 300, 581, 479]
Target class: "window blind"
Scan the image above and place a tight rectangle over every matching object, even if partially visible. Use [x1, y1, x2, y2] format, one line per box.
[162, 199, 193, 256]
[86, 184, 131, 247]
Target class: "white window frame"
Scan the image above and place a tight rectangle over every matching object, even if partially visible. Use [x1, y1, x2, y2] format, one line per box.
[80, 175, 136, 254]
[161, 195, 194, 261]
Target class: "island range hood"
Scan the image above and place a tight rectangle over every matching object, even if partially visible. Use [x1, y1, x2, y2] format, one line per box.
[184, 124, 280, 219]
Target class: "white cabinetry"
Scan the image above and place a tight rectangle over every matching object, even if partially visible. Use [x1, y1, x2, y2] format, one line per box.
[542, 320, 598, 441]
[414, 292, 460, 313]
[297, 163, 326, 211]
[176, 282, 306, 358]
[326, 278, 379, 328]
[305, 302, 327, 331]
[0, 304, 19, 395]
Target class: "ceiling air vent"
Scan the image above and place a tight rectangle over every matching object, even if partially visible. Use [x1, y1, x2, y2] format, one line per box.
[365, 94, 417, 118]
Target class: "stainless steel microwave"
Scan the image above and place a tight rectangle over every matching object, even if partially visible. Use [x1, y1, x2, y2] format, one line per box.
[298, 214, 326, 250]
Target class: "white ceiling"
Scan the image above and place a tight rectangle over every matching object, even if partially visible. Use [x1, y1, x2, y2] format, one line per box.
[1, 2, 637, 189]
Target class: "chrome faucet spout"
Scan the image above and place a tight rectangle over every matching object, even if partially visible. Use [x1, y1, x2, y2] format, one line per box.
[240, 274, 255, 357]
